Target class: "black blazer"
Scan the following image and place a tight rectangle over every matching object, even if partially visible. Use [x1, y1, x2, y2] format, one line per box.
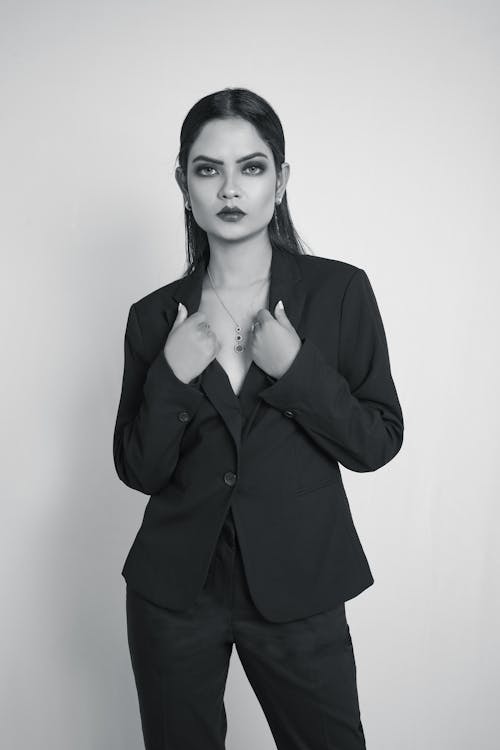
[113, 245, 404, 622]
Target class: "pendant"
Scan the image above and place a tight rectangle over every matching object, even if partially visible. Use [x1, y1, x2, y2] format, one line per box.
[234, 324, 244, 353]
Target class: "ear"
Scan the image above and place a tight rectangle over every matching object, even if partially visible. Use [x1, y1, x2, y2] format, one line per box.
[275, 162, 290, 202]
[175, 166, 189, 203]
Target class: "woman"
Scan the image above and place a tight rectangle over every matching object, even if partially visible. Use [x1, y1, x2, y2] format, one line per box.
[113, 87, 404, 750]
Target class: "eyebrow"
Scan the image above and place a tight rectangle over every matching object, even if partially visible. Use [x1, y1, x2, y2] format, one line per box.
[191, 152, 269, 164]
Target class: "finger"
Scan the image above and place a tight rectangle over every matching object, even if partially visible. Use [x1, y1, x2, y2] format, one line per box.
[254, 308, 273, 325]
[171, 301, 188, 329]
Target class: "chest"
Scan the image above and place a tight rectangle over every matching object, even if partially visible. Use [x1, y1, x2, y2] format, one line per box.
[198, 281, 270, 396]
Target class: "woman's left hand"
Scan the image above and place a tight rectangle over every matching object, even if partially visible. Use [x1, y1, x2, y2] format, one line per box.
[249, 300, 302, 379]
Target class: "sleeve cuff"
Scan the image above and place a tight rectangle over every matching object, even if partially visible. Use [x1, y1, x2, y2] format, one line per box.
[258, 336, 345, 410]
[143, 348, 205, 408]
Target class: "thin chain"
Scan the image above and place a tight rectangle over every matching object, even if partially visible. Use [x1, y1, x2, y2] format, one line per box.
[206, 265, 270, 353]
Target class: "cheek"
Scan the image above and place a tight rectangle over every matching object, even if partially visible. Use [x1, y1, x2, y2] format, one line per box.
[189, 182, 212, 206]
[251, 180, 276, 210]
[258, 175, 276, 198]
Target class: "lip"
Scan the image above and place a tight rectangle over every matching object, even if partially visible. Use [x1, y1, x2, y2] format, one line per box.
[217, 212, 246, 222]
[217, 208, 246, 216]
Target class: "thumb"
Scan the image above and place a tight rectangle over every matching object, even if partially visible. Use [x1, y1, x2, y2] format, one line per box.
[171, 301, 188, 329]
[274, 299, 292, 327]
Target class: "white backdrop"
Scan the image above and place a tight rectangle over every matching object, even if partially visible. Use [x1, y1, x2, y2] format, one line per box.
[2, 1, 499, 748]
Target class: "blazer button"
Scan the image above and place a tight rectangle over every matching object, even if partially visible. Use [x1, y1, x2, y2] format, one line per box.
[177, 410, 191, 422]
[283, 409, 295, 418]
[224, 471, 237, 487]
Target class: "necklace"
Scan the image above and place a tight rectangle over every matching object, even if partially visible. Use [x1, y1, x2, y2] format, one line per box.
[206, 265, 270, 353]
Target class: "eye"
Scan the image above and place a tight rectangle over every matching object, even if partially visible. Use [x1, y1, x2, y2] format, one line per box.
[194, 161, 266, 176]
[196, 165, 217, 176]
[243, 162, 265, 174]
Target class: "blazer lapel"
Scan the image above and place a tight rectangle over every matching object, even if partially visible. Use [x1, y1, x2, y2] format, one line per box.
[163, 245, 307, 461]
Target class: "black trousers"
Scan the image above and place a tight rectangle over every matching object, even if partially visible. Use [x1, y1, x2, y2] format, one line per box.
[126, 509, 367, 749]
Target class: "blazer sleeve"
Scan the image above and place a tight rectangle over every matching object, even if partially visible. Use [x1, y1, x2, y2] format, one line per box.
[259, 268, 404, 472]
[113, 303, 204, 495]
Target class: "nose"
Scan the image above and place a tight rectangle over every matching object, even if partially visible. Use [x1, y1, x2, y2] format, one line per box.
[219, 171, 242, 200]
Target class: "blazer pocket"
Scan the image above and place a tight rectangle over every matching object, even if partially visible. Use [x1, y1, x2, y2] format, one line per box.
[292, 430, 340, 496]
[295, 477, 337, 496]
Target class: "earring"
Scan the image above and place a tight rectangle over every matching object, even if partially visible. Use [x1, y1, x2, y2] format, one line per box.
[185, 201, 191, 211]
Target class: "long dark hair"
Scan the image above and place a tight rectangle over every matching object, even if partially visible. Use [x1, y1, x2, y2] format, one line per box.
[175, 87, 314, 277]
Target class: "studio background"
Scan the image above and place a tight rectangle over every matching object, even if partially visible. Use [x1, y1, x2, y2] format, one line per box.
[2, 1, 499, 748]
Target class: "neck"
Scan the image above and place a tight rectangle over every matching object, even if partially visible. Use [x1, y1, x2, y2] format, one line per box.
[205, 232, 272, 289]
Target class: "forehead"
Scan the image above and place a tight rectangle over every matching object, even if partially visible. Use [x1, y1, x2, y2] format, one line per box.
[189, 118, 272, 161]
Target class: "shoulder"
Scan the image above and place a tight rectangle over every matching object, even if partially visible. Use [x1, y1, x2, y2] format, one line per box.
[130, 275, 184, 318]
[295, 252, 364, 292]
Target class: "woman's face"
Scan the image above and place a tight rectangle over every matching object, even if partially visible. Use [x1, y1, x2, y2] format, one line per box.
[179, 117, 288, 244]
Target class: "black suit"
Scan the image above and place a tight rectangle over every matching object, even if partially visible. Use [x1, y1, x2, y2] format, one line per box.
[113, 245, 404, 624]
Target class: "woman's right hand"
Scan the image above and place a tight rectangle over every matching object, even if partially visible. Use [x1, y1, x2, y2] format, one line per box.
[163, 302, 221, 383]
